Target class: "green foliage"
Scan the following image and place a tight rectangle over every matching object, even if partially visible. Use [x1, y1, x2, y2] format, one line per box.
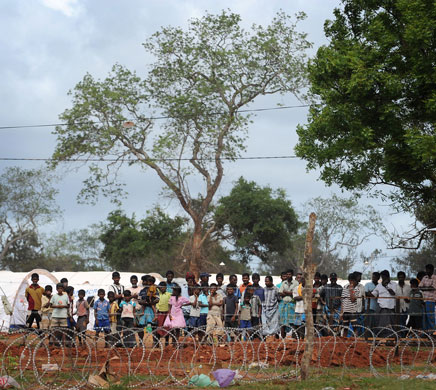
[296, 0, 436, 217]
[99, 208, 187, 273]
[214, 177, 299, 264]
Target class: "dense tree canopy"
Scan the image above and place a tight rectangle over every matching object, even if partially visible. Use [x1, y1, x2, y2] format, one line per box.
[296, 0, 436, 240]
[214, 177, 299, 264]
[51, 10, 311, 275]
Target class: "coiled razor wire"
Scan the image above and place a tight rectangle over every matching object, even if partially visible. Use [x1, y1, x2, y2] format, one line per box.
[1, 325, 436, 389]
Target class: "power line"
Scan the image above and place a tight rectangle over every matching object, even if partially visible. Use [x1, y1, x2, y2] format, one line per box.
[0, 104, 309, 131]
[0, 155, 299, 163]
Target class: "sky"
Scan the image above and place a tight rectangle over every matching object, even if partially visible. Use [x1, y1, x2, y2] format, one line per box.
[0, 0, 416, 272]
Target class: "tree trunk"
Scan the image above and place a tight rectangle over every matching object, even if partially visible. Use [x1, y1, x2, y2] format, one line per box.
[300, 212, 317, 380]
[190, 223, 203, 279]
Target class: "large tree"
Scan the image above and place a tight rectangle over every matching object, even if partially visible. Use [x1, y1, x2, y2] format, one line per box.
[214, 177, 299, 265]
[51, 11, 311, 276]
[0, 167, 60, 266]
[295, 0, 436, 246]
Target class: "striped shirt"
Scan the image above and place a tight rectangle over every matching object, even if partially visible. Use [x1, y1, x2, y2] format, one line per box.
[263, 286, 279, 311]
[320, 284, 343, 310]
[341, 284, 361, 313]
[419, 275, 436, 302]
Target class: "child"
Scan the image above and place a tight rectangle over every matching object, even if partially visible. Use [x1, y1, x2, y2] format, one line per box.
[340, 273, 360, 337]
[25, 273, 45, 330]
[198, 284, 209, 330]
[155, 282, 172, 347]
[65, 286, 76, 330]
[138, 275, 158, 333]
[164, 286, 190, 342]
[75, 289, 89, 346]
[119, 290, 137, 348]
[109, 272, 125, 304]
[293, 278, 305, 339]
[206, 283, 224, 337]
[224, 286, 239, 328]
[189, 285, 202, 338]
[94, 289, 111, 346]
[41, 285, 53, 330]
[50, 283, 69, 345]
[408, 278, 424, 330]
[165, 270, 176, 294]
[246, 286, 262, 329]
[107, 291, 120, 346]
[239, 293, 252, 340]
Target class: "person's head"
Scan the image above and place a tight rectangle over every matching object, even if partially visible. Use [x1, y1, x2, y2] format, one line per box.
[98, 289, 105, 299]
[130, 275, 138, 286]
[380, 270, 390, 284]
[112, 272, 121, 285]
[265, 275, 273, 288]
[372, 272, 380, 284]
[201, 283, 209, 295]
[78, 289, 85, 299]
[185, 272, 195, 283]
[44, 285, 52, 296]
[60, 278, 68, 288]
[280, 271, 287, 281]
[314, 272, 321, 284]
[242, 273, 250, 285]
[31, 273, 39, 284]
[124, 290, 132, 301]
[353, 271, 362, 284]
[300, 277, 306, 287]
[193, 285, 201, 296]
[416, 271, 426, 282]
[166, 270, 174, 283]
[296, 272, 303, 283]
[200, 272, 210, 284]
[216, 273, 224, 285]
[65, 286, 74, 297]
[226, 285, 235, 296]
[425, 264, 434, 277]
[141, 275, 149, 286]
[348, 273, 357, 287]
[252, 273, 260, 285]
[229, 274, 237, 285]
[56, 283, 64, 295]
[158, 281, 167, 294]
[172, 285, 182, 298]
[149, 276, 156, 285]
[107, 291, 115, 302]
[321, 274, 328, 286]
[247, 285, 255, 295]
[410, 278, 419, 289]
[244, 293, 252, 303]
[397, 271, 406, 284]
[329, 273, 338, 285]
[285, 269, 294, 282]
[210, 283, 217, 295]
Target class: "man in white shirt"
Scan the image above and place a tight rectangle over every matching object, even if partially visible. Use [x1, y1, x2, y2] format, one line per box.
[395, 271, 411, 328]
[372, 270, 397, 331]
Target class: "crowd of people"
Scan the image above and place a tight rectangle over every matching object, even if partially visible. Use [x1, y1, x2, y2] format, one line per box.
[23, 264, 436, 347]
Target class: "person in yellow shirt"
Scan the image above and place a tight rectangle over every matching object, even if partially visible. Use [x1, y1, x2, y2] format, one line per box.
[154, 282, 172, 347]
[40, 285, 53, 330]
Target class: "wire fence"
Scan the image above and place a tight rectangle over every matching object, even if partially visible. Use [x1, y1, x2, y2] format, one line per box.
[1, 324, 436, 389]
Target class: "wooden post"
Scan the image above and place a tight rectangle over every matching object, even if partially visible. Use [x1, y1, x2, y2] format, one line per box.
[300, 212, 317, 380]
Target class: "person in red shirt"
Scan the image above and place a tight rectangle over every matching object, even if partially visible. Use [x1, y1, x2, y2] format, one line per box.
[25, 273, 45, 329]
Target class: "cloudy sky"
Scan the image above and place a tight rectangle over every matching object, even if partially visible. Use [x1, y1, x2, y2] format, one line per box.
[0, 0, 414, 271]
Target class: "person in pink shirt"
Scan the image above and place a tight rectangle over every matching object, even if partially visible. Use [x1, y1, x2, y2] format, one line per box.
[164, 285, 190, 342]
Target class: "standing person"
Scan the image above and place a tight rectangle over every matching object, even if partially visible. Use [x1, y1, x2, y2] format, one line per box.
[407, 279, 424, 331]
[216, 273, 227, 297]
[313, 273, 322, 324]
[279, 269, 298, 338]
[93, 289, 111, 346]
[181, 272, 196, 326]
[245, 286, 262, 331]
[189, 285, 203, 341]
[119, 290, 137, 348]
[239, 273, 252, 296]
[41, 285, 53, 330]
[65, 286, 76, 330]
[238, 293, 252, 340]
[372, 270, 397, 331]
[419, 264, 436, 331]
[50, 283, 70, 345]
[223, 286, 239, 329]
[109, 272, 125, 340]
[165, 271, 176, 294]
[154, 282, 172, 347]
[164, 286, 190, 343]
[320, 273, 343, 333]
[198, 285, 209, 330]
[251, 273, 265, 303]
[25, 273, 45, 330]
[138, 276, 158, 333]
[263, 276, 280, 337]
[75, 289, 89, 346]
[206, 283, 224, 338]
[293, 278, 305, 338]
[364, 272, 380, 329]
[340, 274, 360, 337]
[353, 272, 366, 334]
[395, 271, 411, 328]
[107, 291, 119, 346]
[128, 275, 143, 342]
[226, 275, 241, 300]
